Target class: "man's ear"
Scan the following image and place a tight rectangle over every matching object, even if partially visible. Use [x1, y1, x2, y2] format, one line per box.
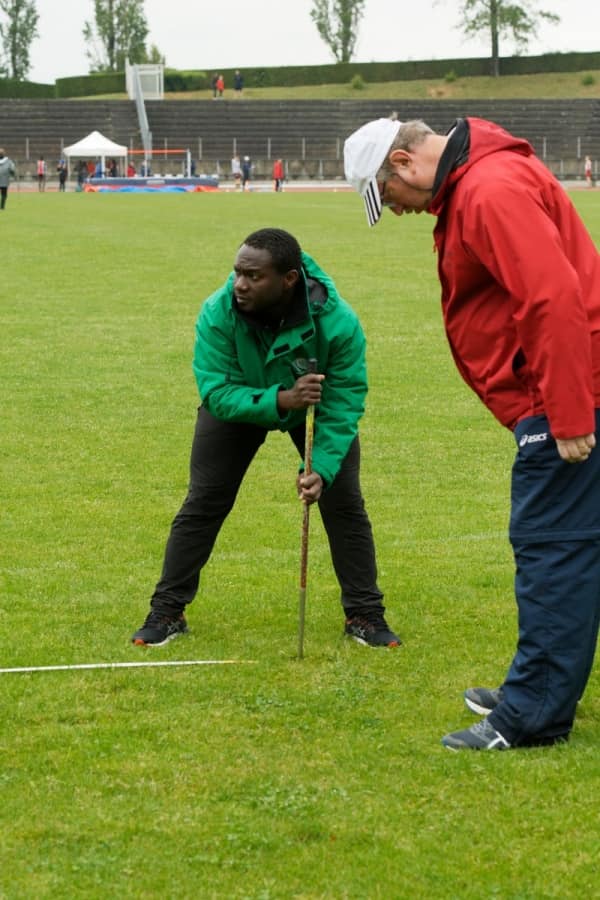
[284, 269, 300, 290]
[389, 148, 412, 170]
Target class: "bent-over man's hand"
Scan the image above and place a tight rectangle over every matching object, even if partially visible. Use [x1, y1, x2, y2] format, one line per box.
[277, 373, 324, 413]
[297, 471, 323, 504]
[556, 433, 596, 463]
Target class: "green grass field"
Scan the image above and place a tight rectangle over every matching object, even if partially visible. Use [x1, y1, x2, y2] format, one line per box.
[2, 190, 599, 899]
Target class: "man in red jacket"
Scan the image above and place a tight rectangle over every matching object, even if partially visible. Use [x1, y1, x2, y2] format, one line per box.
[344, 116, 600, 750]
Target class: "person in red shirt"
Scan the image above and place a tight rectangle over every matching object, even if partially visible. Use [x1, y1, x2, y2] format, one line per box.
[272, 158, 284, 192]
[36, 155, 46, 191]
[344, 116, 600, 751]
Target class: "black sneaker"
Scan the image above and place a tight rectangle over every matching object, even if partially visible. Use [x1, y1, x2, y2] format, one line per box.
[441, 718, 511, 751]
[344, 612, 401, 648]
[131, 609, 189, 646]
[464, 686, 504, 716]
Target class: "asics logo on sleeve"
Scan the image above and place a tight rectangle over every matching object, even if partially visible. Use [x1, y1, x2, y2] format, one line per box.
[519, 432, 548, 447]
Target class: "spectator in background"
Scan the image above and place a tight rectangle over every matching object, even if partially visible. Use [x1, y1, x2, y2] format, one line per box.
[57, 158, 67, 191]
[0, 148, 16, 210]
[94, 159, 103, 178]
[77, 160, 88, 189]
[584, 155, 594, 188]
[272, 158, 284, 192]
[234, 70, 244, 97]
[211, 73, 218, 99]
[231, 154, 242, 189]
[241, 155, 252, 191]
[127, 161, 136, 177]
[216, 74, 225, 98]
[37, 155, 46, 191]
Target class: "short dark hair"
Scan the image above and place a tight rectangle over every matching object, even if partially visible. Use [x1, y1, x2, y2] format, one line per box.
[241, 228, 302, 274]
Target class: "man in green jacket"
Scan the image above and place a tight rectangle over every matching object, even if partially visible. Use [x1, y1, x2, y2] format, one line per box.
[132, 227, 399, 648]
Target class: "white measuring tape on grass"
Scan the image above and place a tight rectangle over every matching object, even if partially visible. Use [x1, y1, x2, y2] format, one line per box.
[0, 659, 256, 675]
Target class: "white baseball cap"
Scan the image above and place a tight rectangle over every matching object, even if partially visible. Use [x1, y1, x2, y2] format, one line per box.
[344, 118, 402, 226]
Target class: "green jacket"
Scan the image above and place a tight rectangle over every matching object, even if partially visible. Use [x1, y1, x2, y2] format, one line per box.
[193, 251, 367, 486]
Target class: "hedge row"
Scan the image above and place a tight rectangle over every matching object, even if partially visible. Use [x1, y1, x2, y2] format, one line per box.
[54, 72, 126, 97]
[3, 50, 600, 99]
[0, 78, 54, 98]
[212, 51, 600, 88]
[164, 69, 208, 92]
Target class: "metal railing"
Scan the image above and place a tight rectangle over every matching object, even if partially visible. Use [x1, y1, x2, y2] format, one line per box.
[125, 61, 153, 167]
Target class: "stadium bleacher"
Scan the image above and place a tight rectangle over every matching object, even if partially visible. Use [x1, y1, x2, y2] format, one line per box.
[1, 97, 599, 182]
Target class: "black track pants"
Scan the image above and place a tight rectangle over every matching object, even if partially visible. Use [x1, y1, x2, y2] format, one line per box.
[151, 406, 384, 616]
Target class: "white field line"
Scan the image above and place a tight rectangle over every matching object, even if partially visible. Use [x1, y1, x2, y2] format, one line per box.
[0, 660, 256, 675]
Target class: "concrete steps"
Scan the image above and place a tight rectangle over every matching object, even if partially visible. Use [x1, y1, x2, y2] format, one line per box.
[1, 97, 598, 180]
[0, 99, 139, 175]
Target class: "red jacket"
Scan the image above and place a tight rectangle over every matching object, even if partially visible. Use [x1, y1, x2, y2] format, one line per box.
[430, 117, 600, 438]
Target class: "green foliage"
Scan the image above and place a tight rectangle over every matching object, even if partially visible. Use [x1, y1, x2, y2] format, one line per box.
[456, 0, 560, 76]
[581, 73, 596, 86]
[459, 0, 561, 49]
[164, 68, 207, 92]
[0, 75, 52, 96]
[310, 0, 365, 63]
[149, 51, 600, 95]
[54, 71, 125, 97]
[350, 72, 365, 90]
[502, 51, 600, 74]
[145, 42, 165, 65]
[4, 48, 600, 100]
[83, 0, 150, 73]
[444, 69, 458, 82]
[4, 57, 600, 101]
[251, 67, 272, 87]
[2, 191, 599, 898]
[0, 0, 39, 80]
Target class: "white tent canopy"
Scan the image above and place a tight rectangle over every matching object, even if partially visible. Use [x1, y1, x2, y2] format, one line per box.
[63, 130, 127, 176]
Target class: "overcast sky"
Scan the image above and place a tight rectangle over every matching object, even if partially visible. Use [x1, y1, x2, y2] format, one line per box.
[26, 0, 598, 84]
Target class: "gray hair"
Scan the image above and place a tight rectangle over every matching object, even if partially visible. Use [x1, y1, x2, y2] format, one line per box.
[378, 120, 434, 178]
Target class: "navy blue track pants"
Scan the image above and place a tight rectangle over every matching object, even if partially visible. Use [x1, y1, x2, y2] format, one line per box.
[488, 412, 600, 745]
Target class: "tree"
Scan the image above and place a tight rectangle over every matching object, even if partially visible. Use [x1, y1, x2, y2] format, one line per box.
[83, 0, 151, 73]
[458, 0, 560, 77]
[310, 0, 365, 64]
[0, 0, 39, 80]
[145, 43, 165, 66]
